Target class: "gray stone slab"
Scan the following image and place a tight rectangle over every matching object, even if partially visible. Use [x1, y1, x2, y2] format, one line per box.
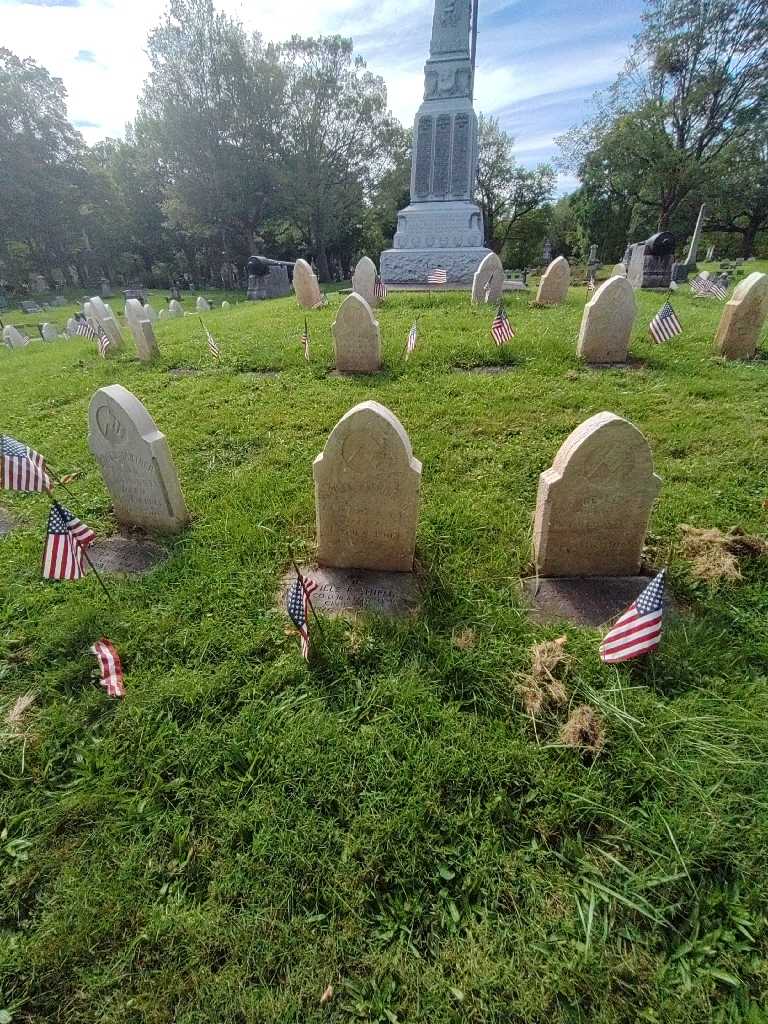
[0, 507, 16, 537]
[88, 536, 168, 575]
[454, 364, 517, 375]
[280, 566, 420, 617]
[522, 575, 673, 626]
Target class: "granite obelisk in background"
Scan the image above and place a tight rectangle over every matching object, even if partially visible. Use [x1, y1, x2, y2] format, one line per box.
[380, 0, 491, 284]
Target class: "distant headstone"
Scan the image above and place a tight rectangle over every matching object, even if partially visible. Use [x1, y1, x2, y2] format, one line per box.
[542, 238, 553, 263]
[124, 298, 144, 334]
[627, 233, 675, 289]
[534, 411, 661, 576]
[293, 259, 322, 309]
[705, 245, 715, 262]
[99, 277, 114, 298]
[471, 252, 504, 304]
[125, 300, 159, 359]
[313, 400, 421, 572]
[196, 296, 211, 312]
[88, 384, 189, 534]
[158, 308, 169, 321]
[332, 293, 381, 374]
[168, 300, 184, 317]
[88, 295, 124, 350]
[352, 256, 379, 307]
[577, 275, 636, 364]
[712, 272, 768, 360]
[40, 322, 59, 342]
[536, 256, 570, 305]
[588, 244, 598, 263]
[66, 317, 79, 336]
[3, 325, 28, 349]
[611, 262, 627, 277]
[143, 303, 158, 323]
[221, 300, 231, 310]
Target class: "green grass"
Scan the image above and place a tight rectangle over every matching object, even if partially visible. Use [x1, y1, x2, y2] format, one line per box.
[2, 268, 768, 1023]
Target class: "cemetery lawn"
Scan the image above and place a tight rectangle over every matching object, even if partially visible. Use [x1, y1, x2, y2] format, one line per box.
[2, 271, 768, 1024]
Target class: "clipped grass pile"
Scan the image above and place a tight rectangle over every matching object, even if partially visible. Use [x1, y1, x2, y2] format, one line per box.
[1, 271, 768, 1023]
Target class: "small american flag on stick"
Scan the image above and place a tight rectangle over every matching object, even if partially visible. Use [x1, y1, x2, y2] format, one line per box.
[1, 435, 51, 493]
[301, 318, 310, 361]
[491, 302, 515, 345]
[427, 268, 447, 285]
[287, 574, 318, 660]
[405, 321, 418, 359]
[691, 275, 726, 299]
[97, 326, 111, 358]
[373, 275, 388, 300]
[599, 571, 665, 663]
[42, 500, 96, 581]
[649, 300, 682, 343]
[201, 317, 220, 361]
[75, 318, 97, 340]
[90, 639, 125, 697]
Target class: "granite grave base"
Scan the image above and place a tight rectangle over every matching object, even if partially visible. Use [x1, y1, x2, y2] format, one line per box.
[280, 565, 420, 617]
[454, 363, 518, 375]
[88, 536, 169, 575]
[0, 507, 16, 537]
[522, 575, 672, 626]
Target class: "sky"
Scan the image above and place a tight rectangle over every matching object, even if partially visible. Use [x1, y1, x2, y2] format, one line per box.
[1, 0, 643, 192]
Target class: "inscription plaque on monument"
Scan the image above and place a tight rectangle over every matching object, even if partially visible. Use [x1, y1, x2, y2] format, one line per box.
[415, 117, 434, 198]
[88, 384, 189, 534]
[433, 115, 451, 197]
[451, 113, 470, 196]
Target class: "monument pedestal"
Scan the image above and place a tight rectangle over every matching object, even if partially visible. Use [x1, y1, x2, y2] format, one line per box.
[381, 200, 491, 284]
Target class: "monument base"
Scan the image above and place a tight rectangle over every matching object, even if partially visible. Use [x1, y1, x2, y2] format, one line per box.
[280, 566, 420, 618]
[381, 246, 492, 285]
[88, 536, 169, 575]
[522, 575, 673, 626]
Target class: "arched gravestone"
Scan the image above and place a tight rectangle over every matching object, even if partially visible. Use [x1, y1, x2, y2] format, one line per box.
[612, 262, 627, 278]
[2, 325, 28, 349]
[577, 275, 636, 364]
[143, 303, 158, 323]
[125, 299, 159, 362]
[333, 293, 381, 374]
[313, 401, 421, 572]
[221, 300, 231, 310]
[168, 300, 184, 317]
[40, 323, 58, 342]
[88, 384, 189, 534]
[352, 256, 378, 307]
[535, 256, 570, 305]
[713, 272, 768, 360]
[66, 317, 78, 336]
[534, 411, 661, 577]
[471, 252, 504, 304]
[158, 308, 169, 321]
[196, 296, 211, 312]
[88, 295, 124, 350]
[293, 259, 322, 309]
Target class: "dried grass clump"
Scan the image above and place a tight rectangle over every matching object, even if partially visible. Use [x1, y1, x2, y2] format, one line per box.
[3, 691, 37, 743]
[452, 628, 477, 650]
[679, 524, 768, 582]
[518, 635, 570, 716]
[559, 704, 605, 756]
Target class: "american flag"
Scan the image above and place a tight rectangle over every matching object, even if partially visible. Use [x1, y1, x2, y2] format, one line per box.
[708, 280, 728, 299]
[301, 318, 310, 361]
[691, 275, 726, 299]
[97, 326, 111, 358]
[90, 639, 126, 697]
[75, 319, 97, 340]
[649, 300, 682, 343]
[427, 268, 447, 285]
[406, 321, 418, 359]
[373, 275, 388, 299]
[1, 435, 51, 493]
[491, 303, 515, 345]
[313, 293, 329, 308]
[599, 571, 665, 663]
[42, 501, 96, 581]
[287, 574, 318, 660]
[201, 318, 220, 361]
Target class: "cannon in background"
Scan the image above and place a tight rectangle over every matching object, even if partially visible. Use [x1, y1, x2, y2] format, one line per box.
[246, 255, 294, 301]
[626, 232, 676, 290]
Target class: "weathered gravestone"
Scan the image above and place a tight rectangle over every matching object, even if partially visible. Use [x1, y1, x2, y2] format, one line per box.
[626, 233, 675, 289]
[314, 401, 421, 572]
[293, 259, 322, 309]
[533, 411, 661, 577]
[158, 308, 169, 321]
[535, 256, 570, 305]
[125, 299, 159, 362]
[40, 323, 59, 342]
[143, 303, 158, 323]
[2, 325, 28, 349]
[88, 295, 123, 350]
[168, 300, 184, 318]
[332, 293, 381, 374]
[612, 262, 627, 278]
[577, 275, 636, 364]
[352, 256, 379, 307]
[196, 296, 211, 312]
[88, 384, 189, 533]
[713, 272, 768, 360]
[221, 300, 231, 310]
[66, 317, 79, 336]
[471, 251, 504, 304]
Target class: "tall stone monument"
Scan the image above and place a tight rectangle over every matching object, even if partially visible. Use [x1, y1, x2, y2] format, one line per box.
[379, 0, 491, 284]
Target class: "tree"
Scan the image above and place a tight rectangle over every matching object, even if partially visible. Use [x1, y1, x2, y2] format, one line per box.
[475, 114, 555, 255]
[276, 35, 402, 281]
[705, 132, 768, 256]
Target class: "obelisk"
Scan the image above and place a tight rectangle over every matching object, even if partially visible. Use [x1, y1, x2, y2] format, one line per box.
[379, 0, 492, 285]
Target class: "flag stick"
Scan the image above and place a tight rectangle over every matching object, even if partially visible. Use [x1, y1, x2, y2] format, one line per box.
[291, 559, 325, 641]
[47, 498, 114, 603]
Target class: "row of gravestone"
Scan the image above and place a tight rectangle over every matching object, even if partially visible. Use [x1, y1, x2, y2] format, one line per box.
[86, 383, 661, 582]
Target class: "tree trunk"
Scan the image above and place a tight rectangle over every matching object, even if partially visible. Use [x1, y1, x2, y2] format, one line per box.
[741, 219, 760, 258]
[315, 243, 331, 283]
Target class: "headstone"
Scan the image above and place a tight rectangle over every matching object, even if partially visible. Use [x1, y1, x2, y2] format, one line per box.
[88, 384, 189, 534]
[352, 256, 378, 307]
[705, 245, 715, 262]
[292, 259, 322, 308]
[542, 238, 553, 263]
[611, 262, 627, 277]
[135, 320, 160, 363]
[124, 298, 144, 335]
[66, 317, 79, 336]
[313, 401, 421, 572]
[88, 295, 123, 350]
[627, 233, 675, 289]
[672, 206, 707, 283]
[158, 308, 169, 321]
[143, 303, 158, 323]
[196, 296, 210, 312]
[471, 251, 504, 304]
[535, 256, 570, 305]
[577, 275, 637, 364]
[280, 565, 420, 617]
[533, 411, 661, 576]
[3, 325, 28, 349]
[247, 259, 291, 300]
[221, 300, 231, 310]
[332, 293, 381, 374]
[168, 300, 184, 317]
[83, 300, 95, 320]
[99, 277, 114, 298]
[588, 244, 598, 263]
[40, 323, 59, 342]
[712, 272, 768, 360]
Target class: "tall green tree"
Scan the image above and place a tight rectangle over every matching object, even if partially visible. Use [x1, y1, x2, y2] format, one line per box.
[705, 131, 768, 256]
